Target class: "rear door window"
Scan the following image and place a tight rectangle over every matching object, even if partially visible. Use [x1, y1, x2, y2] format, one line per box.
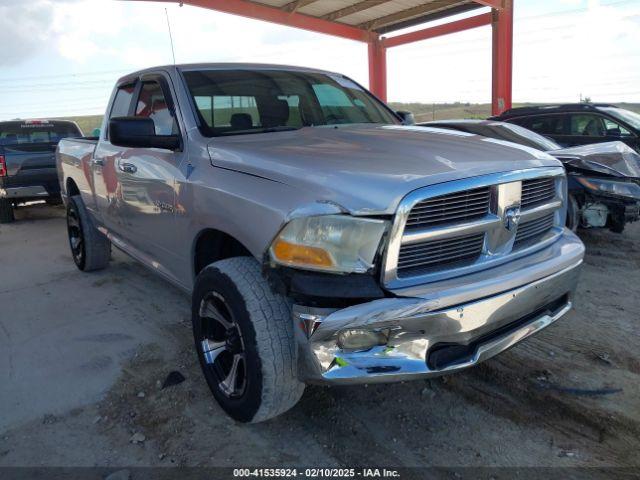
[109, 85, 135, 119]
[135, 81, 178, 135]
[106, 84, 135, 141]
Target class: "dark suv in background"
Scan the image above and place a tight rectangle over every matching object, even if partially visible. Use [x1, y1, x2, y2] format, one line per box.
[491, 104, 640, 152]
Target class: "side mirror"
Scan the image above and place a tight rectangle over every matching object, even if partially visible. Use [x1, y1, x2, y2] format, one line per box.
[606, 127, 622, 137]
[396, 110, 415, 126]
[109, 116, 180, 150]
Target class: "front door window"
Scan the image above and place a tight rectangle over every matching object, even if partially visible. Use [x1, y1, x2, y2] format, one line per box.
[135, 82, 178, 136]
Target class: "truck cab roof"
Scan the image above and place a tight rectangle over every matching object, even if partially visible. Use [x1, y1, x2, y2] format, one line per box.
[116, 62, 342, 86]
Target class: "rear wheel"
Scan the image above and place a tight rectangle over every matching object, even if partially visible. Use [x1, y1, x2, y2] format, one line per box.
[192, 257, 305, 423]
[66, 195, 111, 271]
[0, 198, 15, 223]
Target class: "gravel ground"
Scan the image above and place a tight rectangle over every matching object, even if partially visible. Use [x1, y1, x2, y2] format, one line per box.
[0, 203, 639, 475]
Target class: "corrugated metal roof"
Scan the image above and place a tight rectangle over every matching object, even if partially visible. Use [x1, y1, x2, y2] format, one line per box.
[253, 0, 483, 33]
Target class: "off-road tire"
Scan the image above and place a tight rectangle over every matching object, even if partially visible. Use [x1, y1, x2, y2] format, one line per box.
[192, 257, 305, 423]
[0, 198, 15, 223]
[67, 195, 111, 271]
[566, 193, 579, 233]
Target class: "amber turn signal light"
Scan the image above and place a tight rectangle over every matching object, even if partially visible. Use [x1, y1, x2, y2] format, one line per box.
[272, 239, 334, 268]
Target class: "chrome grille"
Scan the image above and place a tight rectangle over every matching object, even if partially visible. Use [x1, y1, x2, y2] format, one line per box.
[405, 187, 490, 230]
[515, 213, 555, 247]
[397, 233, 485, 277]
[522, 177, 555, 209]
[384, 168, 566, 289]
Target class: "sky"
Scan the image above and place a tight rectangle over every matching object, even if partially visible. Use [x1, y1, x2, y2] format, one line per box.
[0, 0, 639, 121]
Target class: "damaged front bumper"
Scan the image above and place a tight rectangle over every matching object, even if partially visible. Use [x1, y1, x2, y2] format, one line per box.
[293, 229, 584, 385]
[570, 175, 640, 228]
[578, 190, 640, 229]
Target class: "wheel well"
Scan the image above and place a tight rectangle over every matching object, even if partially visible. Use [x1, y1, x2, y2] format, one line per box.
[66, 178, 80, 197]
[193, 229, 253, 278]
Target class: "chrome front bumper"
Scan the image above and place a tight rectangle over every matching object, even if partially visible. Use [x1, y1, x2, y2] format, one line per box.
[294, 229, 584, 385]
[0, 185, 49, 199]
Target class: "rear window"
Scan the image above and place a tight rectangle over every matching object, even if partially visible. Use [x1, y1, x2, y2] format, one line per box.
[0, 121, 82, 146]
[194, 95, 259, 128]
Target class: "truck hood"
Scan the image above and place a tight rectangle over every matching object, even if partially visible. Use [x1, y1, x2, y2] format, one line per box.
[207, 124, 561, 214]
[550, 141, 640, 179]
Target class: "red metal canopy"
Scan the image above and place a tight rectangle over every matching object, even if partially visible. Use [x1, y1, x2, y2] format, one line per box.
[131, 0, 513, 115]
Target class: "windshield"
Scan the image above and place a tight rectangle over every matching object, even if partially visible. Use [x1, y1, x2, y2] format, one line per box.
[600, 107, 640, 131]
[182, 69, 399, 137]
[0, 121, 82, 146]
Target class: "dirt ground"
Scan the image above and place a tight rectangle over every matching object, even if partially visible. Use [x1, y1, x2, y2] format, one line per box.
[1, 203, 639, 475]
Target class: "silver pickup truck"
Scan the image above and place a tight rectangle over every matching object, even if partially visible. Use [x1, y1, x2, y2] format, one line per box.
[57, 64, 585, 423]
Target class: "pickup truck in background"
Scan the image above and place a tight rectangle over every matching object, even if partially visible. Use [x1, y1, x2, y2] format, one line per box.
[0, 119, 83, 223]
[57, 64, 585, 423]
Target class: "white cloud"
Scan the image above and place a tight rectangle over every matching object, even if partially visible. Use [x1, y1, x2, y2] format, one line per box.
[0, 0, 80, 66]
[513, 0, 640, 102]
[50, 0, 149, 62]
[0, 0, 638, 120]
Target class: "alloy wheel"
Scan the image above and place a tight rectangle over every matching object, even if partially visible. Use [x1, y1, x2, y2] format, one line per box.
[198, 292, 247, 398]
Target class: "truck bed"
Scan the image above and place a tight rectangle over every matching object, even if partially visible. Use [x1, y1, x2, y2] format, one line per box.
[55, 137, 98, 201]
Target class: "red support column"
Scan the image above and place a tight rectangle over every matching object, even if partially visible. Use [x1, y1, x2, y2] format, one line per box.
[491, 0, 513, 116]
[368, 36, 387, 102]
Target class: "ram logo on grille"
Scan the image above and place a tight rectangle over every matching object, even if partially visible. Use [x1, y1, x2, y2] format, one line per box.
[504, 206, 521, 232]
[384, 170, 566, 288]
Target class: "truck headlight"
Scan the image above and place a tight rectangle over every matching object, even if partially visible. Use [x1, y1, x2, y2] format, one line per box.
[575, 177, 640, 200]
[270, 215, 389, 274]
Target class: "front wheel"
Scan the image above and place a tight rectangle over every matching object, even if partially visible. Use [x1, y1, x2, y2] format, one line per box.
[192, 257, 305, 423]
[0, 198, 15, 223]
